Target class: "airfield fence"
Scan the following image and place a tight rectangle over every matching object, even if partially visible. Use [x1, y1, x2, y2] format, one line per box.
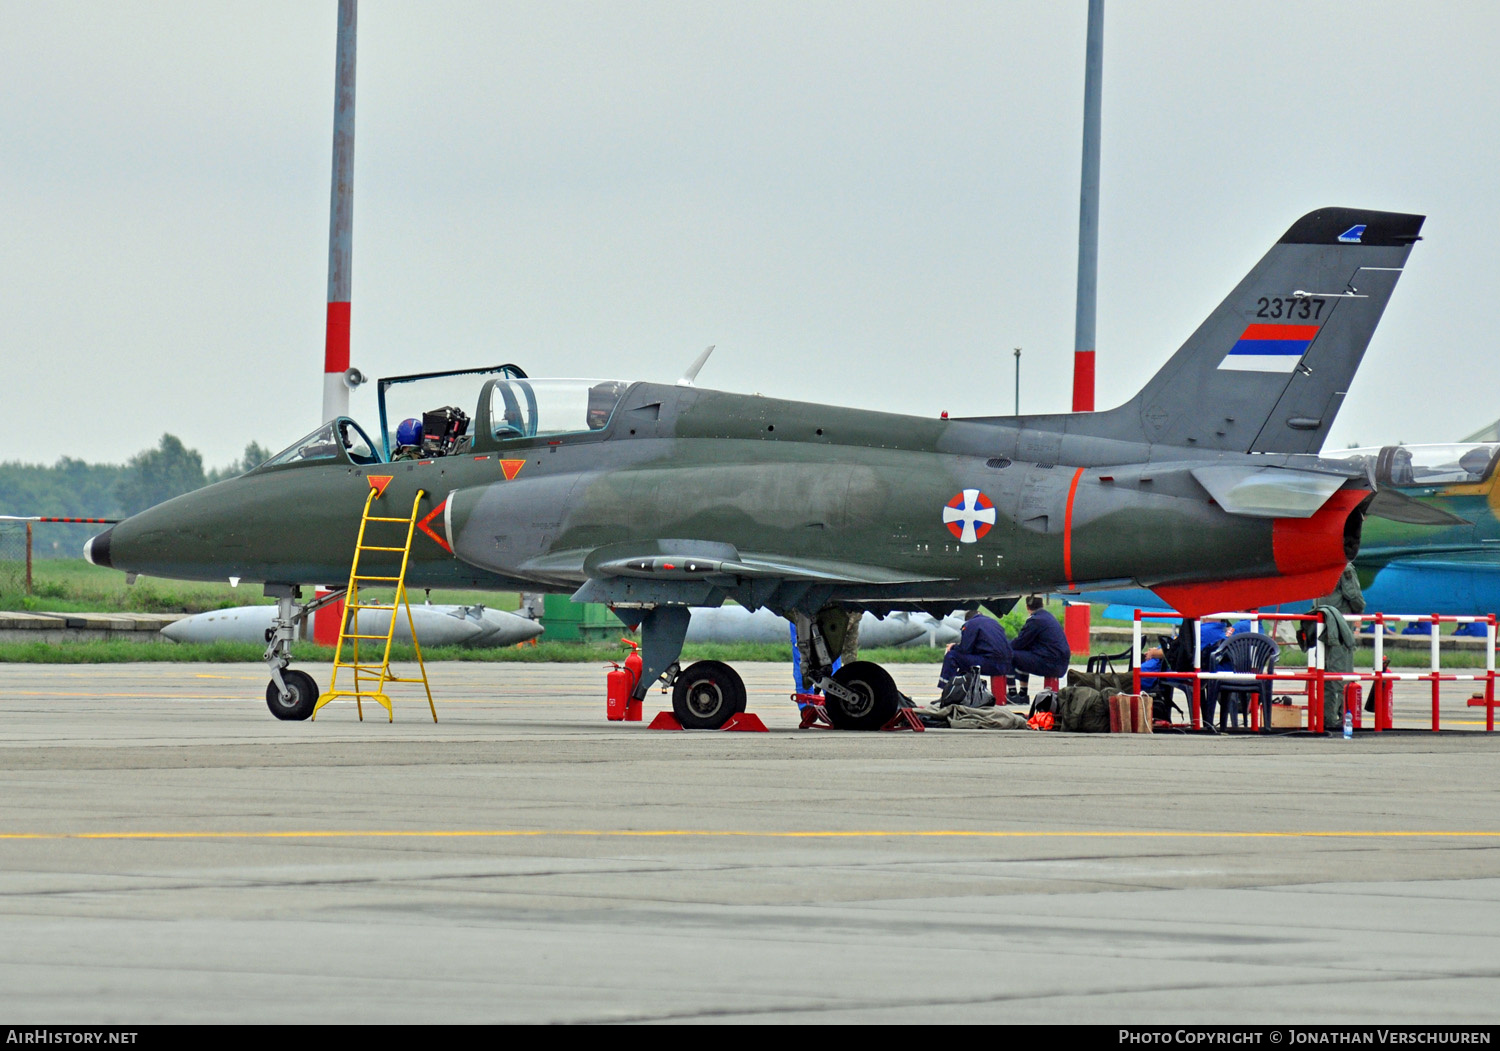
[0, 520, 30, 597]
[1128, 610, 1498, 733]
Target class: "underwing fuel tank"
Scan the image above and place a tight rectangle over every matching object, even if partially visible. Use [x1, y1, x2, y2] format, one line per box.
[160, 603, 543, 647]
[682, 606, 928, 647]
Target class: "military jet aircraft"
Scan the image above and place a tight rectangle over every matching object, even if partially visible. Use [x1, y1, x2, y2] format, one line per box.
[86, 207, 1424, 729]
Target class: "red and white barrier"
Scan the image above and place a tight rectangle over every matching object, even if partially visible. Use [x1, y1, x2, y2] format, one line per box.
[1127, 609, 1498, 733]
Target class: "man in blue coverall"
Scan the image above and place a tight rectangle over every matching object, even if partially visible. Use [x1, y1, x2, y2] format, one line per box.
[937, 609, 1013, 688]
[1010, 596, 1071, 689]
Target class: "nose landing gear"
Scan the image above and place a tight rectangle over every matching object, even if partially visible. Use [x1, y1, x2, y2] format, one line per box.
[262, 584, 345, 721]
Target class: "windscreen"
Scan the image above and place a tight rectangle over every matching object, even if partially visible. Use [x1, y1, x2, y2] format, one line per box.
[262, 419, 382, 468]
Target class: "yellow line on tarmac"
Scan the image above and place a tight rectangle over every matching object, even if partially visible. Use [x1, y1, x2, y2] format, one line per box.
[0, 829, 1498, 842]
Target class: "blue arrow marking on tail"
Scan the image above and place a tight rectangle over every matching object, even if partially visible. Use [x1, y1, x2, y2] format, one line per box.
[1338, 224, 1366, 243]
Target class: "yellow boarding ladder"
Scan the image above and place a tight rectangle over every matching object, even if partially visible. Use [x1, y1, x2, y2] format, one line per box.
[313, 483, 437, 723]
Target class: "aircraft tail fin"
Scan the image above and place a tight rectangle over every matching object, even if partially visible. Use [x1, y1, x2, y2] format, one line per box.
[1041, 208, 1424, 454]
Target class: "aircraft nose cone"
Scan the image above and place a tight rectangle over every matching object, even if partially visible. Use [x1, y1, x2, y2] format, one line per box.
[84, 528, 113, 568]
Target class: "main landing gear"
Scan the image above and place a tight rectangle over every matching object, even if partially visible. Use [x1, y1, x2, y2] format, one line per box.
[262, 584, 345, 721]
[671, 659, 747, 729]
[796, 607, 901, 730]
[622, 603, 900, 731]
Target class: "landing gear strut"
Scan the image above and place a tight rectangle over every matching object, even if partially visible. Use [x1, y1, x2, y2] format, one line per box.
[800, 607, 900, 731]
[262, 584, 345, 721]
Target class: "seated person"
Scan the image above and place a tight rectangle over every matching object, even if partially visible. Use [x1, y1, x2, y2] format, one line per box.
[1144, 618, 1231, 726]
[1010, 596, 1070, 690]
[1454, 620, 1491, 638]
[938, 610, 1013, 689]
[1402, 620, 1434, 635]
[392, 418, 424, 461]
[1138, 655, 1166, 692]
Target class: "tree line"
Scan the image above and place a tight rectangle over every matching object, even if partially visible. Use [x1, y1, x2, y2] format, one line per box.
[0, 436, 271, 559]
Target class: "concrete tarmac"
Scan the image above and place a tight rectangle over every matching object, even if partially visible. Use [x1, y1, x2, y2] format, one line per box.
[0, 661, 1497, 1024]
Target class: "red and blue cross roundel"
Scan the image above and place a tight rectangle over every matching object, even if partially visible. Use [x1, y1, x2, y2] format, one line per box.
[943, 488, 996, 543]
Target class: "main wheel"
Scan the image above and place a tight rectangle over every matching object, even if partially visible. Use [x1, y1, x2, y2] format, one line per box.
[826, 660, 900, 731]
[266, 669, 319, 721]
[672, 660, 747, 729]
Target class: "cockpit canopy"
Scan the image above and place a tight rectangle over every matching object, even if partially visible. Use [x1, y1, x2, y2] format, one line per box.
[481, 378, 628, 443]
[256, 367, 632, 470]
[1328, 443, 1500, 488]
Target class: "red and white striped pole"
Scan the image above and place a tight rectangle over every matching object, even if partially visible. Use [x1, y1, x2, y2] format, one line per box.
[1072, 0, 1103, 413]
[322, 0, 357, 424]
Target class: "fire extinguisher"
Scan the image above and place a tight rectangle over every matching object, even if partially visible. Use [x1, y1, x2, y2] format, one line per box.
[606, 638, 644, 721]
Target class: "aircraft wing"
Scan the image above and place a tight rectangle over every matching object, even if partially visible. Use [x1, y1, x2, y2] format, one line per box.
[544, 539, 956, 612]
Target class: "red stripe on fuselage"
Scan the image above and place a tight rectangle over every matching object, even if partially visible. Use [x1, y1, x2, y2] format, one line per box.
[1063, 467, 1084, 582]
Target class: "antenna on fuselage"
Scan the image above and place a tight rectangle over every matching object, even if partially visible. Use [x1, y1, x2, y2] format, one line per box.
[677, 345, 716, 387]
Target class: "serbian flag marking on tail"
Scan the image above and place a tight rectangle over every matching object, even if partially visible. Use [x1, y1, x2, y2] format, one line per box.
[943, 489, 996, 544]
[1217, 323, 1319, 373]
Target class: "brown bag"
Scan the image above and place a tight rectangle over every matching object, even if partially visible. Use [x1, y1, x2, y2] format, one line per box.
[1107, 693, 1153, 733]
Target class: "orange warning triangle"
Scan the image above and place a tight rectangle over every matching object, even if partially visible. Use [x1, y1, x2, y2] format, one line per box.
[367, 475, 393, 497]
[500, 459, 526, 481]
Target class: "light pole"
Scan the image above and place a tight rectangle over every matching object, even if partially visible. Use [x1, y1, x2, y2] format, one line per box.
[1013, 347, 1022, 416]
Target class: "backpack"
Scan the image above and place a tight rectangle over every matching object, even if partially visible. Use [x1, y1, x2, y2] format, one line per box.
[1027, 688, 1060, 717]
[1055, 685, 1115, 733]
[1149, 687, 1182, 725]
[938, 666, 994, 708]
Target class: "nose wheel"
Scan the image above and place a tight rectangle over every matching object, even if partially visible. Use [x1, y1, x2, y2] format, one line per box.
[671, 660, 747, 729]
[266, 669, 320, 721]
[259, 584, 344, 721]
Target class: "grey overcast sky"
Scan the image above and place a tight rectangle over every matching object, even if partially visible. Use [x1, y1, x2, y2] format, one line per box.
[3, 1, 1495, 468]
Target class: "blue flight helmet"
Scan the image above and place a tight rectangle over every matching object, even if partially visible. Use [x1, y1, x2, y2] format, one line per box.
[396, 417, 422, 448]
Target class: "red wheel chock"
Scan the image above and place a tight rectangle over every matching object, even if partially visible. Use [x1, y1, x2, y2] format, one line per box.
[795, 693, 833, 729]
[881, 708, 925, 732]
[646, 711, 768, 732]
[794, 693, 923, 731]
